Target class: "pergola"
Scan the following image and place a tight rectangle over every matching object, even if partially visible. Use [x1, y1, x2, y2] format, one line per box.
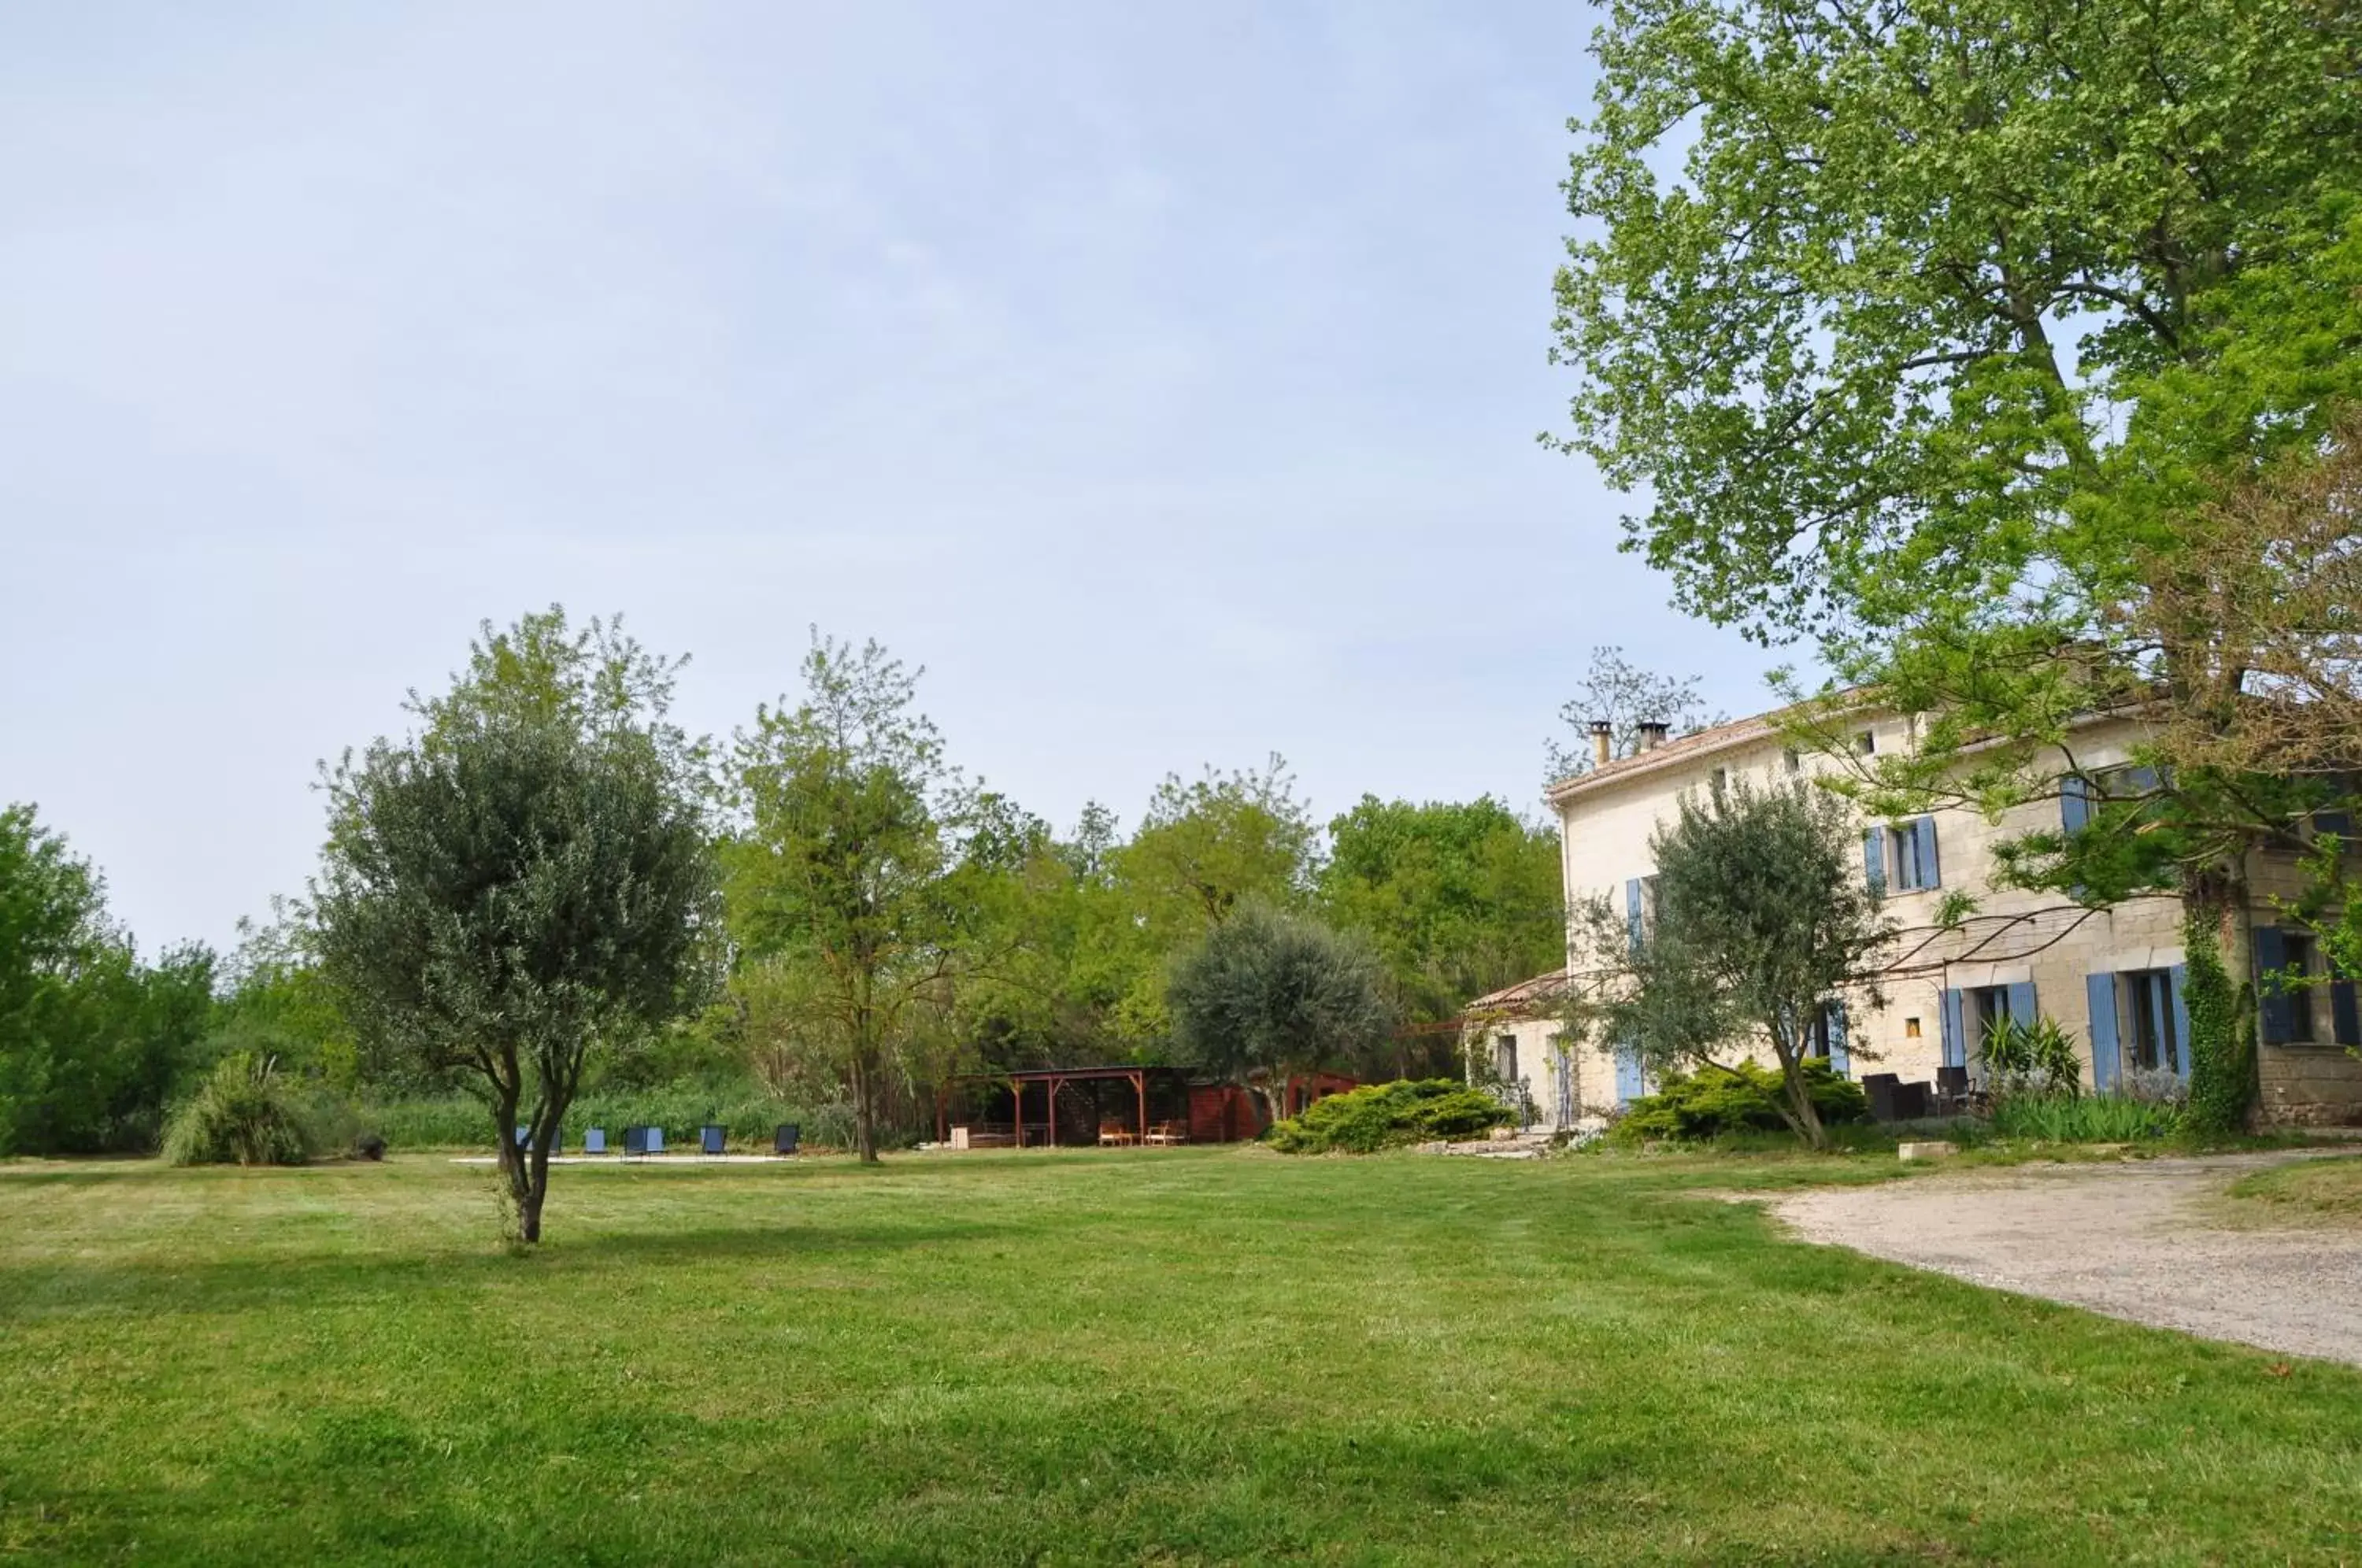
[938, 1065, 1191, 1148]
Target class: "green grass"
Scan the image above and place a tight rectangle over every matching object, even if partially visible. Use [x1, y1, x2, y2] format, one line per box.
[3, 1150, 2360, 1565]
[2228, 1154, 2362, 1222]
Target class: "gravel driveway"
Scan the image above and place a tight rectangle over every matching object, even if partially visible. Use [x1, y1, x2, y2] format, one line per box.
[1768, 1151, 2362, 1366]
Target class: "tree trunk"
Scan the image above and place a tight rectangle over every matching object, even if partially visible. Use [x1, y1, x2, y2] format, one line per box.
[850, 1050, 879, 1163]
[1763, 1036, 1829, 1151]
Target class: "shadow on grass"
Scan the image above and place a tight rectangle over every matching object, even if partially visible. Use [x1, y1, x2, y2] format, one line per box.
[0, 1217, 1017, 1325]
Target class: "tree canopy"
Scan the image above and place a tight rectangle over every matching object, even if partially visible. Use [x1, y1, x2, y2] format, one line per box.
[314, 613, 716, 1240]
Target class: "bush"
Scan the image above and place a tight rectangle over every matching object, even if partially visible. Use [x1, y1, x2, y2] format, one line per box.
[1266, 1079, 1510, 1154]
[1609, 1060, 1868, 1145]
[162, 1052, 317, 1167]
[1988, 1092, 2180, 1142]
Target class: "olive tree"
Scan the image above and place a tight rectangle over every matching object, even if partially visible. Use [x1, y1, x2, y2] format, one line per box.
[1166, 899, 1391, 1123]
[314, 612, 716, 1241]
[1583, 779, 1894, 1149]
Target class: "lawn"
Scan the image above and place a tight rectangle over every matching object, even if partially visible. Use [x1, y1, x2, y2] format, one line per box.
[2, 1148, 2359, 1565]
[2228, 1153, 2362, 1222]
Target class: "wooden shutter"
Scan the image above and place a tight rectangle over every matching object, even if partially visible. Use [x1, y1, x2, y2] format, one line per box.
[2253, 927, 2294, 1045]
[2333, 974, 2360, 1048]
[1914, 816, 1941, 890]
[2085, 972, 2121, 1090]
[1938, 988, 1966, 1070]
[1613, 1034, 1646, 1104]
[1827, 999, 1849, 1076]
[1863, 829, 1886, 893]
[2061, 775, 2092, 833]
[1624, 878, 1645, 953]
[2004, 980, 2036, 1026]
[2168, 964, 2193, 1077]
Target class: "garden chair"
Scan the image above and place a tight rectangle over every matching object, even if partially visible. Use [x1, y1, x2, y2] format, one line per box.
[700, 1124, 727, 1159]
[514, 1124, 529, 1148]
[645, 1126, 665, 1156]
[1861, 1074, 1901, 1122]
[774, 1124, 801, 1156]
[583, 1127, 609, 1156]
[1935, 1065, 1971, 1115]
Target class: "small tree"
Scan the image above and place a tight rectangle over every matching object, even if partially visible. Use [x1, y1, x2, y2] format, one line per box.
[1165, 899, 1391, 1123]
[1584, 780, 1894, 1150]
[314, 612, 715, 1242]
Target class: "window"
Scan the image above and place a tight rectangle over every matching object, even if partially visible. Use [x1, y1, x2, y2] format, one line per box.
[1494, 1034, 1520, 1083]
[1710, 766, 1729, 792]
[1855, 730, 1877, 756]
[1783, 747, 1802, 775]
[2117, 970, 2182, 1073]
[2282, 934, 2319, 1044]
[1868, 817, 1942, 893]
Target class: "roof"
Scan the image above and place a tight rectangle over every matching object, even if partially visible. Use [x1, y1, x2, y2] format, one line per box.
[1542, 712, 1789, 808]
[1462, 967, 1573, 1016]
[963, 1064, 1192, 1085]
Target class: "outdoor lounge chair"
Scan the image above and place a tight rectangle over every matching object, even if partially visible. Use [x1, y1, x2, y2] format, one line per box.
[1862, 1073, 1901, 1122]
[646, 1126, 665, 1156]
[583, 1127, 608, 1156]
[700, 1124, 727, 1158]
[774, 1123, 801, 1156]
[514, 1124, 529, 1148]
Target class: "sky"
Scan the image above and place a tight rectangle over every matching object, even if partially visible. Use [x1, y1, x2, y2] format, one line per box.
[1, 0, 1772, 956]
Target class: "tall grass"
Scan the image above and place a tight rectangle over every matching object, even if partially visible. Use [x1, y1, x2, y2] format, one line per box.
[1987, 1092, 2181, 1143]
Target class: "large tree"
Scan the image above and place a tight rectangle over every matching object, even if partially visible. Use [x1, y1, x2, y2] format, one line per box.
[1318, 795, 1565, 1056]
[0, 804, 217, 1156]
[1584, 779, 1894, 1149]
[721, 634, 1012, 1161]
[1553, 0, 2362, 1117]
[1165, 899, 1391, 1122]
[314, 611, 715, 1241]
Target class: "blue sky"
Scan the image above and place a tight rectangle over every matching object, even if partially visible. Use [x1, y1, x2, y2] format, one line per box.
[1, 1, 1769, 954]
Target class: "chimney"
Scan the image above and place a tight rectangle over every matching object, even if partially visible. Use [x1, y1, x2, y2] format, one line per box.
[1588, 719, 1613, 768]
[1637, 720, 1671, 752]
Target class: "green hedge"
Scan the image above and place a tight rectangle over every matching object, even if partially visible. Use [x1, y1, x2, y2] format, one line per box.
[359, 1082, 856, 1152]
[1609, 1060, 1868, 1145]
[1266, 1078, 1510, 1155]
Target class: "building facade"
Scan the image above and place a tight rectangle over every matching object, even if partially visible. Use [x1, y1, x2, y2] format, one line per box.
[1474, 708, 2362, 1130]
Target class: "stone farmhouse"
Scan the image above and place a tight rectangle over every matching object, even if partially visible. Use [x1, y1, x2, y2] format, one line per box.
[1469, 706, 2362, 1130]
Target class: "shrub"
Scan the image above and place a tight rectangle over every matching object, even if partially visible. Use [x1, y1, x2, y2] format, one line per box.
[1988, 1092, 2180, 1142]
[1266, 1079, 1510, 1155]
[162, 1052, 317, 1167]
[1609, 1060, 1868, 1145]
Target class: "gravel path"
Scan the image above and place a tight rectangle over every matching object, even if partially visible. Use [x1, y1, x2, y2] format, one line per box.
[1768, 1151, 2362, 1366]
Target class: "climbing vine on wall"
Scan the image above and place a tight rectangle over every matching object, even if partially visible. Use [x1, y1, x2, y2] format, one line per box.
[2180, 912, 2255, 1137]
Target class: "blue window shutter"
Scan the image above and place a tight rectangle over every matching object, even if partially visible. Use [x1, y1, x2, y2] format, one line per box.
[2168, 964, 2193, 1076]
[2004, 981, 2036, 1026]
[2061, 775, 2092, 833]
[2332, 976, 2360, 1048]
[1614, 1034, 1646, 1104]
[2253, 927, 2294, 1045]
[2085, 972, 2121, 1090]
[1938, 988, 1966, 1070]
[1625, 878, 1645, 953]
[1827, 999, 1849, 1075]
[1863, 829, 1886, 894]
[2318, 808, 2353, 838]
[1915, 816, 1941, 890]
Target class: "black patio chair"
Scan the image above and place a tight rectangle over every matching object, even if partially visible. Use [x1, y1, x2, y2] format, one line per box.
[623, 1124, 650, 1159]
[1935, 1064, 1971, 1115]
[1861, 1073, 1901, 1122]
[700, 1124, 727, 1159]
[1893, 1080, 1933, 1120]
[774, 1123, 802, 1157]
